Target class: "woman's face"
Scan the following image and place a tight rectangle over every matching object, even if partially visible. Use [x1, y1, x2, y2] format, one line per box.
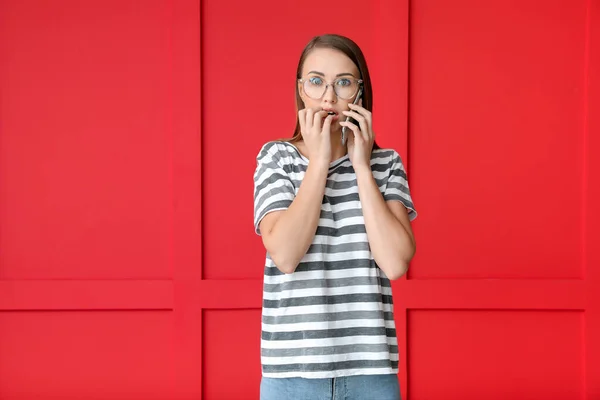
[298, 48, 361, 134]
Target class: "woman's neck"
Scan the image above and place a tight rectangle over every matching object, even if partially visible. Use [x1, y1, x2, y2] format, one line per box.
[329, 130, 347, 161]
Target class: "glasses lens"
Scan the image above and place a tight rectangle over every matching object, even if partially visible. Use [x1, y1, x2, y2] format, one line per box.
[302, 77, 360, 99]
[333, 78, 358, 99]
[303, 77, 326, 99]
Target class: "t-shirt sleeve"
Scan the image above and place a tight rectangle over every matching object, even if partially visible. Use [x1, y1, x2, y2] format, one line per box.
[384, 150, 418, 222]
[253, 142, 296, 235]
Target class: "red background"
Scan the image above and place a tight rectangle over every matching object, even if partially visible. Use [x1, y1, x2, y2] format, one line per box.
[1, 0, 599, 399]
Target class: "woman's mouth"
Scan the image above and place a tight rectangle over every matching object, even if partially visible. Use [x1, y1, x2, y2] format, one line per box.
[325, 111, 339, 121]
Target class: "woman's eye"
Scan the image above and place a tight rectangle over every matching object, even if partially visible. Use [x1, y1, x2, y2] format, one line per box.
[308, 77, 323, 85]
[336, 79, 351, 86]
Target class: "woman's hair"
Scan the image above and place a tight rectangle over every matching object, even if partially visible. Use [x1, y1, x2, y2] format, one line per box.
[289, 34, 379, 149]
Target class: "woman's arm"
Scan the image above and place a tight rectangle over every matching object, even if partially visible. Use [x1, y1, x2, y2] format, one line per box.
[341, 102, 417, 280]
[259, 160, 329, 274]
[258, 109, 334, 274]
[354, 165, 416, 280]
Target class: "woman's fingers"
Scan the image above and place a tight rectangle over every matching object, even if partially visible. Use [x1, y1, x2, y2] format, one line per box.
[347, 103, 372, 132]
[305, 108, 315, 131]
[321, 114, 333, 135]
[341, 110, 370, 141]
[298, 109, 306, 135]
[300, 108, 334, 137]
[348, 103, 371, 119]
[312, 110, 328, 133]
[340, 120, 362, 143]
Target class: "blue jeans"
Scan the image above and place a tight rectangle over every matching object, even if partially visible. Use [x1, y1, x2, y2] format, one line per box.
[260, 374, 400, 400]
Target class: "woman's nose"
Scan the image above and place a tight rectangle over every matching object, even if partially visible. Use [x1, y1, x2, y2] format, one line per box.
[322, 84, 337, 103]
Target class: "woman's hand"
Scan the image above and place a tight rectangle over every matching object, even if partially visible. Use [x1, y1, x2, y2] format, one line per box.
[340, 101, 374, 169]
[298, 107, 333, 165]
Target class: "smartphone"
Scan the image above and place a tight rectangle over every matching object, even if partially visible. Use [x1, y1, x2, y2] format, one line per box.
[341, 88, 363, 146]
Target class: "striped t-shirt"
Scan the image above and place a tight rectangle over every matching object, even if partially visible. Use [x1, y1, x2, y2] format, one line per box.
[253, 140, 417, 379]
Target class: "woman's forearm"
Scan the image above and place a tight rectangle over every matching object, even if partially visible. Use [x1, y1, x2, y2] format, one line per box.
[355, 164, 415, 280]
[263, 161, 329, 273]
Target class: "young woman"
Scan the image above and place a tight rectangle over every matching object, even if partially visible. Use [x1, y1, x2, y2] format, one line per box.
[253, 34, 418, 400]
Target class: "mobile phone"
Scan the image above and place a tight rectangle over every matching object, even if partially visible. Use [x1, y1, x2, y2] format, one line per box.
[341, 88, 363, 146]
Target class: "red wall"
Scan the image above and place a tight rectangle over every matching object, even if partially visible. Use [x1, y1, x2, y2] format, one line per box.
[1, 0, 599, 399]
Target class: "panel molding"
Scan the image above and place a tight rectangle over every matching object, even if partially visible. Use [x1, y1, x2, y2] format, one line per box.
[171, 0, 203, 397]
[0, 280, 173, 310]
[584, 0, 600, 397]
[374, 0, 411, 396]
[1, 278, 584, 311]
[396, 279, 586, 310]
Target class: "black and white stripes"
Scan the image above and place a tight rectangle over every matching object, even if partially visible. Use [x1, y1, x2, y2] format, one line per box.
[253, 141, 417, 378]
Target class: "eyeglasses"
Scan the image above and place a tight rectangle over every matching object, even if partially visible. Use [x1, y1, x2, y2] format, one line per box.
[298, 76, 363, 100]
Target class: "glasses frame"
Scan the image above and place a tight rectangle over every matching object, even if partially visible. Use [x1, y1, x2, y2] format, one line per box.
[298, 76, 363, 100]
